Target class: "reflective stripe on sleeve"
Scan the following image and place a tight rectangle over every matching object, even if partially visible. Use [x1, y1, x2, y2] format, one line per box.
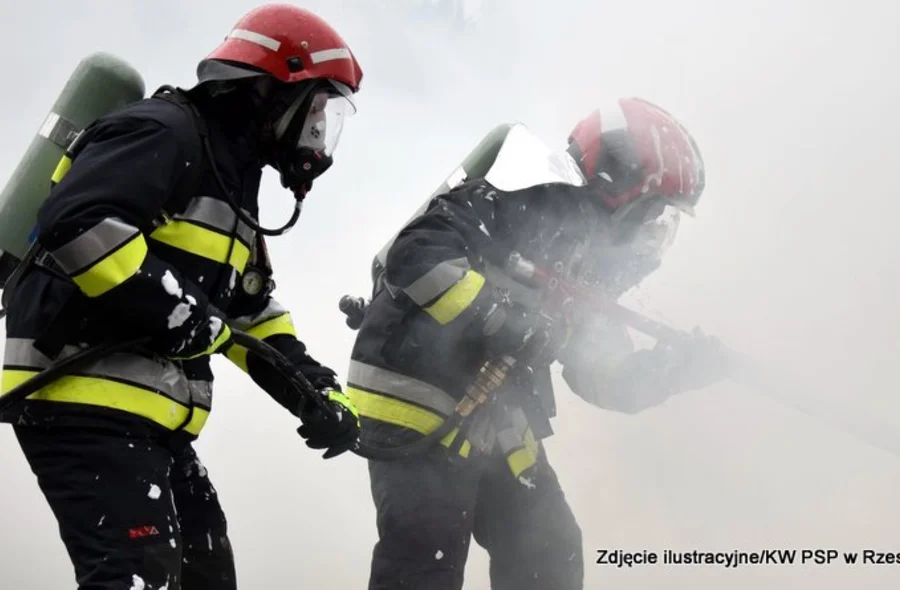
[424, 269, 487, 325]
[47, 218, 148, 297]
[403, 257, 470, 306]
[226, 309, 297, 372]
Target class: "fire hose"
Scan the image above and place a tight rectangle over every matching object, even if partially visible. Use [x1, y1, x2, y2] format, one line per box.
[341, 252, 900, 461]
[506, 253, 900, 460]
[0, 323, 508, 462]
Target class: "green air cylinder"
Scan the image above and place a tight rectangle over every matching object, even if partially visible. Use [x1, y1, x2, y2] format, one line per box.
[371, 122, 514, 281]
[0, 52, 146, 260]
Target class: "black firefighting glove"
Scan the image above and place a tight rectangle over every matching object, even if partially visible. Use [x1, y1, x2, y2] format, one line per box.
[297, 387, 361, 459]
[338, 295, 369, 330]
[654, 327, 731, 393]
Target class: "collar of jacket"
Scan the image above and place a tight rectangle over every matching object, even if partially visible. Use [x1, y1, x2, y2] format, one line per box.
[189, 88, 265, 170]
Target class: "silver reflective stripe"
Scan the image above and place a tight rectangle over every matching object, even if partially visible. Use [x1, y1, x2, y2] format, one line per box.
[465, 407, 498, 454]
[50, 218, 140, 275]
[496, 406, 530, 453]
[4, 338, 211, 408]
[38, 111, 81, 150]
[229, 28, 281, 52]
[309, 47, 352, 64]
[348, 360, 457, 416]
[403, 257, 470, 306]
[228, 299, 288, 332]
[175, 197, 256, 246]
[188, 380, 212, 407]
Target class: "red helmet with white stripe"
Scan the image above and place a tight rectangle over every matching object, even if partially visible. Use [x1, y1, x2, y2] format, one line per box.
[196, 4, 364, 201]
[566, 98, 705, 220]
[199, 3, 363, 91]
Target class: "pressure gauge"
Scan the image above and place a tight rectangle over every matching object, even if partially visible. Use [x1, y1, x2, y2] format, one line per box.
[241, 268, 266, 296]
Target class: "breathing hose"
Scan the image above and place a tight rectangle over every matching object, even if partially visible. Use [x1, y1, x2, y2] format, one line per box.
[0, 328, 464, 461]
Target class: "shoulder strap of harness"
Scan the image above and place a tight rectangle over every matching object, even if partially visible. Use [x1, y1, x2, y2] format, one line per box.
[149, 84, 209, 217]
[2, 87, 212, 317]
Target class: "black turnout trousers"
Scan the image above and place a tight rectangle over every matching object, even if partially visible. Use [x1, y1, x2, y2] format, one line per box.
[367, 444, 584, 590]
[13, 424, 236, 590]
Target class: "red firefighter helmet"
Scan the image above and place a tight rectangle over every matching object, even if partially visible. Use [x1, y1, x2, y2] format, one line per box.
[198, 3, 363, 91]
[566, 98, 705, 220]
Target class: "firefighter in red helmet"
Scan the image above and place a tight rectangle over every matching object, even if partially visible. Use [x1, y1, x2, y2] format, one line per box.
[1, 5, 363, 589]
[344, 97, 727, 589]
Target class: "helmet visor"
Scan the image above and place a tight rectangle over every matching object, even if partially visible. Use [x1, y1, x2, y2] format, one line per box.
[629, 200, 681, 259]
[293, 80, 355, 158]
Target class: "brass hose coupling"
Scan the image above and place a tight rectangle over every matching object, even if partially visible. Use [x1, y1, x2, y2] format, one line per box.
[456, 355, 517, 417]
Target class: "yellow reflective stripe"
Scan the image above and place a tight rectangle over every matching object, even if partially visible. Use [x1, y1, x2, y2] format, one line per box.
[424, 269, 486, 325]
[171, 323, 232, 361]
[246, 312, 296, 340]
[150, 220, 251, 273]
[225, 312, 296, 373]
[328, 389, 360, 423]
[50, 155, 73, 184]
[347, 386, 470, 457]
[440, 427, 471, 458]
[224, 344, 251, 373]
[506, 428, 539, 477]
[183, 407, 211, 436]
[70, 233, 148, 297]
[1, 369, 209, 435]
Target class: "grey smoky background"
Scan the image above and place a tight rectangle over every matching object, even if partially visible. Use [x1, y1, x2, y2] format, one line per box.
[1, 1, 899, 587]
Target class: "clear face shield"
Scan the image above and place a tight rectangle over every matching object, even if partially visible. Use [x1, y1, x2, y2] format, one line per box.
[626, 199, 681, 260]
[287, 80, 356, 158]
[271, 79, 356, 196]
[581, 198, 682, 296]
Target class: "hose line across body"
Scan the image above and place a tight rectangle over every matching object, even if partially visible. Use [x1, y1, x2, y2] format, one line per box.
[0, 328, 483, 461]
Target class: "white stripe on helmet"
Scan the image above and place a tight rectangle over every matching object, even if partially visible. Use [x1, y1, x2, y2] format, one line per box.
[310, 48, 352, 64]
[229, 28, 281, 51]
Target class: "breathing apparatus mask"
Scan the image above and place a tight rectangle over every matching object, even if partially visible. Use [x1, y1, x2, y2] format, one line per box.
[582, 195, 682, 297]
[186, 68, 353, 237]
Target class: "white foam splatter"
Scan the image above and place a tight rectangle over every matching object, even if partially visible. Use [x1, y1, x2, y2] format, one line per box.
[167, 302, 193, 329]
[161, 270, 183, 298]
[641, 125, 665, 194]
[98, 515, 105, 526]
[207, 317, 223, 346]
[169, 538, 177, 549]
[130, 574, 145, 590]
[518, 476, 536, 489]
[435, 550, 444, 560]
[148, 484, 162, 500]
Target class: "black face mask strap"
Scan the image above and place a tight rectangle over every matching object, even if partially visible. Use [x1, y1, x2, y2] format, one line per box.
[202, 129, 302, 237]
